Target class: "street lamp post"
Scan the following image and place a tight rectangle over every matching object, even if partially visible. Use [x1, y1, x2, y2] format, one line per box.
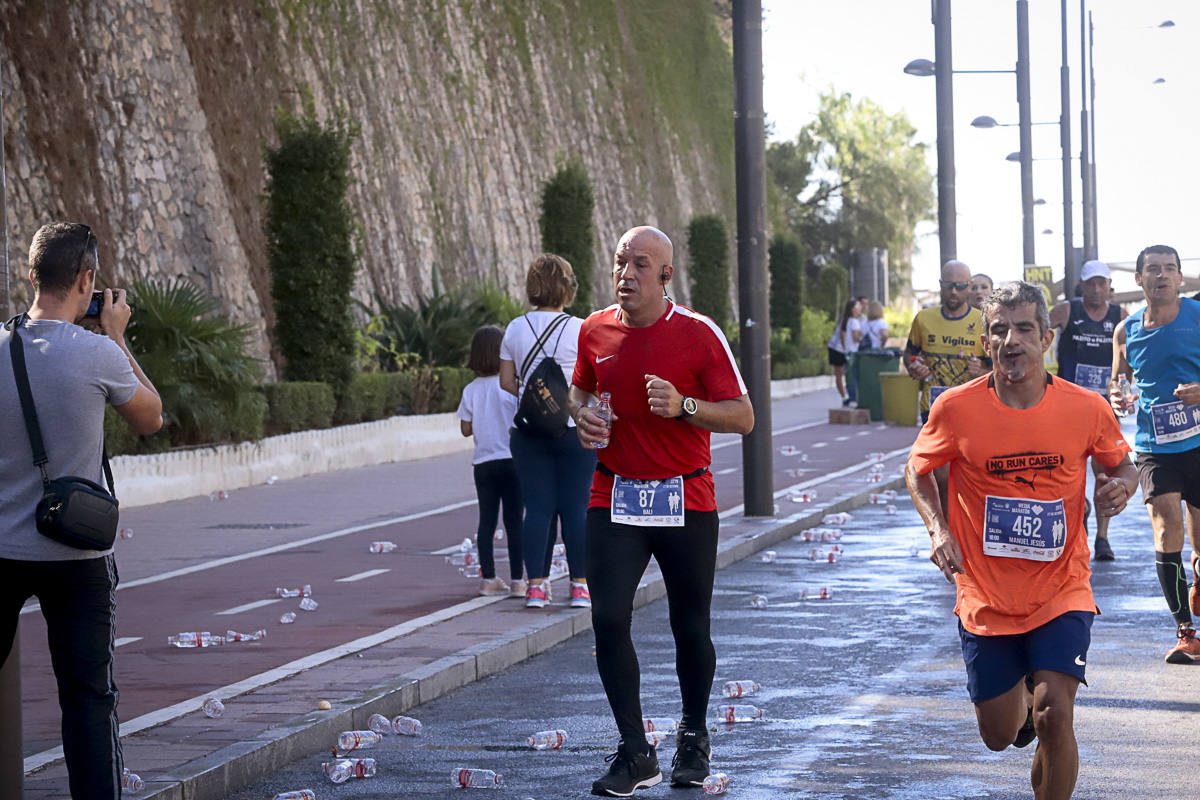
[1016, 0, 1035, 267]
[1059, 0, 1077, 297]
[1079, 0, 1094, 261]
[933, 0, 956, 265]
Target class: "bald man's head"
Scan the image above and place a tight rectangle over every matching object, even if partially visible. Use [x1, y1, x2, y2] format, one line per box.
[619, 226, 674, 266]
[939, 260, 971, 314]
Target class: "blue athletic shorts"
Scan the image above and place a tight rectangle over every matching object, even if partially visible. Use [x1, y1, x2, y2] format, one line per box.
[958, 610, 1094, 704]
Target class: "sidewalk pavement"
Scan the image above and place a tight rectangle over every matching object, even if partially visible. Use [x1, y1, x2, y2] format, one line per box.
[20, 390, 916, 800]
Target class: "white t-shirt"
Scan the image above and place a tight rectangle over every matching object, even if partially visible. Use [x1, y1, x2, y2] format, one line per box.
[865, 318, 890, 349]
[827, 317, 863, 355]
[500, 311, 584, 428]
[456, 375, 518, 464]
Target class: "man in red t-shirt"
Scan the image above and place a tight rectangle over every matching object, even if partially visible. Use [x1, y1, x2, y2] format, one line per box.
[906, 281, 1137, 800]
[568, 226, 754, 797]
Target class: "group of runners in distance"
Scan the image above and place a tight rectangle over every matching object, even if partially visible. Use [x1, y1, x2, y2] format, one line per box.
[904, 245, 1200, 800]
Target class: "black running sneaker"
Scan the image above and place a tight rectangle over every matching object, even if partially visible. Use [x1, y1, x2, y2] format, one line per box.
[671, 728, 712, 787]
[1012, 706, 1036, 747]
[591, 742, 661, 797]
[1093, 536, 1115, 562]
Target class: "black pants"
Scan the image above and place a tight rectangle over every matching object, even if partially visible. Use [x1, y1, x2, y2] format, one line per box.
[0, 555, 121, 800]
[473, 458, 524, 580]
[586, 507, 719, 748]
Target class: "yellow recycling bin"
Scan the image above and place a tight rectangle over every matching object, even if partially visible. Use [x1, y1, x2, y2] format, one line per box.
[880, 372, 920, 426]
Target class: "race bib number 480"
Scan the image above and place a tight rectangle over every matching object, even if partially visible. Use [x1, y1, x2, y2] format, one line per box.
[611, 475, 685, 527]
[983, 495, 1067, 562]
[1150, 401, 1200, 445]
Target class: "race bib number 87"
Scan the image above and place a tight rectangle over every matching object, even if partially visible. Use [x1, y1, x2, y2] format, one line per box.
[611, 475, 686, 527]
[983, 495, 1067, 562]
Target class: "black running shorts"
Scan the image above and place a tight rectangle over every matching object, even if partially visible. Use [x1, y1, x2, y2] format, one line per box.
[1135, 446, 1200, 507]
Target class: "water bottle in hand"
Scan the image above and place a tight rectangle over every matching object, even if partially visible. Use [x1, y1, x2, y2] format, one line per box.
[593, 392, 613, 449]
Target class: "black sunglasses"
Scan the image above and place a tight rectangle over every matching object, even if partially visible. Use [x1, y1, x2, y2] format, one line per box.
[75, 225, 94, 276]
[940, 280, 969, 291]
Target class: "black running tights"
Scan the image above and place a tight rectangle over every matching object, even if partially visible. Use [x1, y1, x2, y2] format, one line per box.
[586, 507, 718, 750]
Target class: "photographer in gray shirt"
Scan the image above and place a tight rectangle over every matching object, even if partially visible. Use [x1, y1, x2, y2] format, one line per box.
[0, 222, 161, 798]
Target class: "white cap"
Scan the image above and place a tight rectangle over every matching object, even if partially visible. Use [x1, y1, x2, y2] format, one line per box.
[1080, 260, 1111, 282]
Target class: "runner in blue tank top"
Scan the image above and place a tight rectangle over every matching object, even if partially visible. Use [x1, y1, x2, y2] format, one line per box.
[1049, 260, 1127, 561]
[1111, 244, 1200, 664]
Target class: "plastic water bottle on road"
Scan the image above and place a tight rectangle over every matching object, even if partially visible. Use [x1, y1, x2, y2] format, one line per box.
[276, 585, 312, 598]
[324, 757, 376, 783]
[452, 768, 502, 788]
[822, 513, 853, 525]
[272, 792, 315, 800]
[643, 717, 677, 733]
[759, 550, 776, 563]
[703, 772, 731, 795]
[527, 729, 568, 750]
[722, 680, 761, 698]
[714, 704, 763, 723]
[121, 768, 144, 793]
[224, 629, 266, 642]
[645, 730, 670, 746]
[447, 550, 479, 566]
[337, 730, 383, 751]
[201, 697, 224, 718]
[749, 594, 768, 609]
[592, 392, 613, 449]
[119, 527, 133, 539]
[800, 586, 831, 600]
[299, 597, 318, 612]
[460, 564, 483, 578]
[392, 715, 423, 735]
[789, 490, 817, 503]
[367, 713, 392, 734]
[369, 541, 397, 553]
[167, 632, 224, 648]
[279, 612, 296, 624]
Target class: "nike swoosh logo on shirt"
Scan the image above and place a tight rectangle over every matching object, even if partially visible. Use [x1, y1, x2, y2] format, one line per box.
[1074, 655, 1086, 666]
[597, 355, 615, 363]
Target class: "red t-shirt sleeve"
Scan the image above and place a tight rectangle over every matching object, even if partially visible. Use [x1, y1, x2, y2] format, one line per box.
[908, 399, 958, 475]
[698, 323, 746, 401]
[1087, 393, 1133, 469]
[572, 320, 596, 393]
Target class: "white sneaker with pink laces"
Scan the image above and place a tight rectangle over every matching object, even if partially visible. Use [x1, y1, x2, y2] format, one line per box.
[570, 581, 592, 608]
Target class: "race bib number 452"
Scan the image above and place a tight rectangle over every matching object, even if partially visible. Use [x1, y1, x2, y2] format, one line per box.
[983, 495, 1067, 562]
[611, 475, 685, 527]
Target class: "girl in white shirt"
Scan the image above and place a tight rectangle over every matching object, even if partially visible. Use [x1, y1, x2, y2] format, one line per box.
[458, 325, 525, 597]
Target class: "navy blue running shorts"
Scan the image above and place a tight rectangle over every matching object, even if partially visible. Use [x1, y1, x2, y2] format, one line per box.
[958, 610, 1094, 704]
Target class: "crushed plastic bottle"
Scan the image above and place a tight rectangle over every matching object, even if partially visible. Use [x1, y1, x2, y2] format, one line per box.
[645, 730, 670, 747]
[714, 704, 763, 723]
[201, 697, 224, 718]
[722, 680, 761, 698]
[494, 528, 505, 541]
[865, 451, 885, 462]
[808, 548, 838, 563]
[279, 612, 297, 624]
[337, 730, 384, 751]
[643, 717, 677, 733]
[225, 629, 266, 642]
[789, 490, 817, 503]
[882, 489, 898, 500]
[779, 444, 799, 456]
[392, 715, 423, 735]
[276, 585, 313, 598]
[119, 527, 134, 540]
[865, 472, 884, 484]
[801, 528, 842, 543]
[299, 597, 318, 612]
[552, 543, 566, 558]
[122, 767, 144, 793]
[759, 550, 776, 563]
[800, 586, 831, 600]
[749, 595, 768, 609]
[266, 475, 279, 485]
[208, 490, 230, 502]
[324, 757, 376, 783]
[452, 768, 502, 788]
[460, 565, 483, 578]
[368, 713, 392, 734]
[822, 513, 853, 525]
[167, 632, 224, 648]
[886, 504, 898, 515]
[272, 792, 315, 800]
[369, 541, 397, 554]
[703, 772, 731, 795]
[868, 493, 890, 504]
[447, 551, 479, 566]
[527, 729, 568, 750]
[593, 392, 613, 449]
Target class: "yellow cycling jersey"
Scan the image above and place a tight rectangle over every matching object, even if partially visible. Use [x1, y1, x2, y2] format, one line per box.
[906, 306, 987, 415]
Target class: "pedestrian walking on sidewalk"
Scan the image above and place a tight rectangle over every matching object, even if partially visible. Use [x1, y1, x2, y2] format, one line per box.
[458, 325, 525, 597]
[0, 223, 163, 799]
[1109, 244, 1200, 664]
[570, 226, 754, 797]
[906, 280, 1137, 800]
[1049, 259, 1127, 561]
[827, 298, 862, 407]
[499, 254, 594, 610]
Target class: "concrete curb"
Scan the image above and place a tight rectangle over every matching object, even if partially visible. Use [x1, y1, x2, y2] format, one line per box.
[136, 468, 908, 800]
[112, 377, 837, 509]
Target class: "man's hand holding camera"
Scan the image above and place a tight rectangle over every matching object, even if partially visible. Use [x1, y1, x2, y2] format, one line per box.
[95, 289, 132, 343]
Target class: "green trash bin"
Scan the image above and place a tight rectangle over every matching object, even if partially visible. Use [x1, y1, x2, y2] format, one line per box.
[853, 347, 902, 422]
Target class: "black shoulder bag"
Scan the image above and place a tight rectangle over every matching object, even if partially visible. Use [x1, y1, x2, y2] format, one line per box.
[513, 313, 571, 439]
[6, 314, 120, 550]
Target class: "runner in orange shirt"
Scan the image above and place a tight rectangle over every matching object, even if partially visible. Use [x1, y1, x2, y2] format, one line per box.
[906, 281, 1138, 800]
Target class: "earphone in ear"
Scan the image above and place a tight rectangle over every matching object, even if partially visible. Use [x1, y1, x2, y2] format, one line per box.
[660, 269, 669, 284]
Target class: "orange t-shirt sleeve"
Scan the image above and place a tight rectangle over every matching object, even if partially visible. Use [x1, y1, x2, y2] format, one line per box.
[1087, 393, 1133, 469]
[908, 399, 958, 475]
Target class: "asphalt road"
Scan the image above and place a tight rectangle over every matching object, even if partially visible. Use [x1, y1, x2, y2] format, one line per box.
[18, 391, 918, 758]
[222, 467, 1200, 799]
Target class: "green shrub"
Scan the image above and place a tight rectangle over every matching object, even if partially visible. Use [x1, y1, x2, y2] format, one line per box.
[265, 110, 360, 396]
[333, 372, 393, 425]
[104, 406, 169, 457]
[125, 278, 265, 447]
[769, 234, 805, 332]
[771, 357, 826, 380]
[263, 381, 336, 435]
[808, 263, 850, 320]
[374, 271, 491, 368]
[686, 214, 731, 328]
[431, 366, 474, 414]
[539, 158, 596, 316]
[770, 327, 801, 365]
[799, 306, 836, 358]
[475, 281, 526, 326]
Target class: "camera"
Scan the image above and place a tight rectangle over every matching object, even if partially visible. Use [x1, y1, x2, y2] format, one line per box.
[85, 290, 131, 318]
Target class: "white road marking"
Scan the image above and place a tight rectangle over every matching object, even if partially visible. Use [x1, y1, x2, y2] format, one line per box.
[834, 436, 850, 441]
[811, 442, 828, 448]
[114, 637, 142, 648]
[336, 568, 391, 583]
[215, 599, 281, 616]
[716, 467, 738, 475]
[20, 499, 479, 616]
[24, 594, 509, 774]
[711, 420, 824, 451]
[857, 430, 871, 436]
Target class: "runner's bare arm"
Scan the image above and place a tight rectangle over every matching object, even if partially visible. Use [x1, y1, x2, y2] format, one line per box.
[499, 359, 518, 396]
[1108, 324, 1132, 414]
[1094, 456, 1138, 518]
[1048, 300, 1070, 330]
[904, 458, 964, 582]
[568, 384, 617, 447]
[1174, 383, 1200, 404]
[643, 374, 754, 435]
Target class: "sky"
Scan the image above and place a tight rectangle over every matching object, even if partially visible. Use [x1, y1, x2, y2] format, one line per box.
[761, 0, 1198, 299]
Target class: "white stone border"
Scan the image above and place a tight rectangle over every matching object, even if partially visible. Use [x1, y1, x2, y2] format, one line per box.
[113, 376, 836, 508]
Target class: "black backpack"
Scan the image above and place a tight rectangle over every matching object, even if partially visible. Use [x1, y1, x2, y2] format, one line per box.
[513, 313, 571, 438]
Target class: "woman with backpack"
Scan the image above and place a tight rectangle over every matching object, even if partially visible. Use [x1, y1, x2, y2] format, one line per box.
[499, 254, 595, 610]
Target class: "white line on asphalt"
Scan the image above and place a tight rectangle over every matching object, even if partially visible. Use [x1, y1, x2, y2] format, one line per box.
[711, 419, 824, 451]
[114, 637, 142, 648]
[23, 593, 509, 775]
[715, 467, 738, 475]
[834, 436, 849, 441]
[19, 499, 479, 616]
[811, 442, 828, 448]
[336, 568, 391, 583]
[215, 599, 282, 616]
